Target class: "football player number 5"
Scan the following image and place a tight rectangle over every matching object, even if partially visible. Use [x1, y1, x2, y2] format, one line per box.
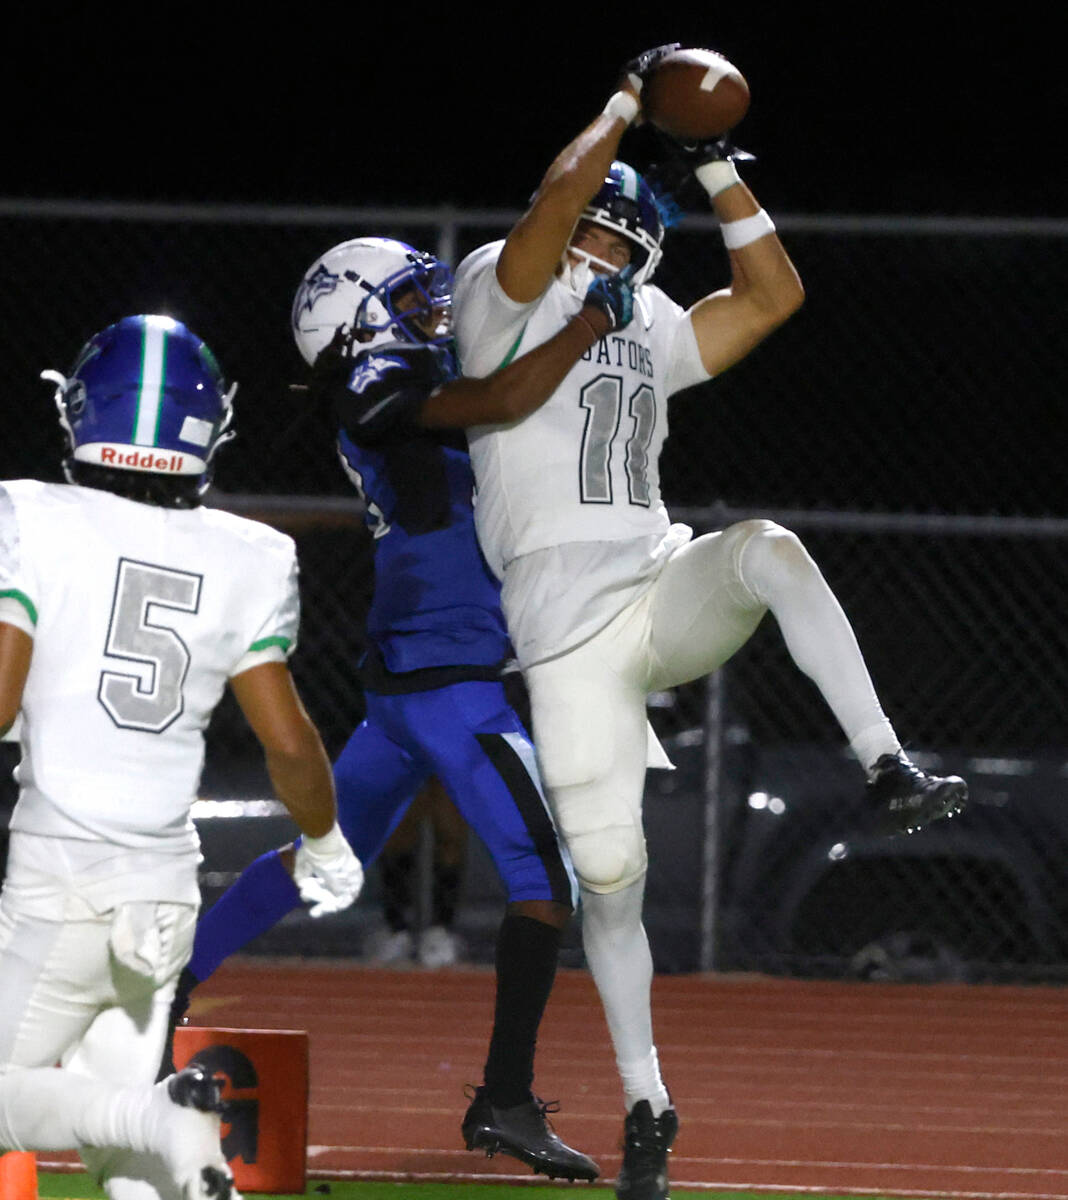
[99, 558, 202, 733]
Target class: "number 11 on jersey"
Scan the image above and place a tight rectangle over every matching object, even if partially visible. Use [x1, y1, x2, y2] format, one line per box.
[578, 375, 656, 507]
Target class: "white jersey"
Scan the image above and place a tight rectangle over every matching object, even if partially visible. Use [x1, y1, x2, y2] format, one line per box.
[454, 240, 711, 665]
[0, 480, 299, 864]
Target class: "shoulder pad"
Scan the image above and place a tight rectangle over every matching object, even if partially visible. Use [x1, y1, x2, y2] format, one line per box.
[335, 344, 450, 443]
[345, 347, 421, 398]
[347, 341, 457, 393]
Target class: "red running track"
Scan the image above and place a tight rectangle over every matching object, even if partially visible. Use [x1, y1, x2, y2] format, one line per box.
[43, 959, 1068, 1197]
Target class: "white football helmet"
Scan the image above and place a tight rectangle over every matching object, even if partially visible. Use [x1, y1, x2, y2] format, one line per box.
[291, 236, 453, 366]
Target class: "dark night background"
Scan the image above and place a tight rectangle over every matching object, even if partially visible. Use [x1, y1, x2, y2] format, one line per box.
[3, 9, 1062, 218]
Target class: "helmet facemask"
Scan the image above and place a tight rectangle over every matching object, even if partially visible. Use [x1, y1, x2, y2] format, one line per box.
[292, 238, 455, 366]
[356, 254, 453, 348]
[561, 162, 665, 295]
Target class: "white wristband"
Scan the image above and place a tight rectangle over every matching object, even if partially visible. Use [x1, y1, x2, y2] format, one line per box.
[302, 820, 346, 856]
[720, 209, 776, 250]
[695, 158, 741, 198]
[602, 91, 639, 126]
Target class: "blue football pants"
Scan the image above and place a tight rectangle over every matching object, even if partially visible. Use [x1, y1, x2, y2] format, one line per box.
[333, 679, 576, 908]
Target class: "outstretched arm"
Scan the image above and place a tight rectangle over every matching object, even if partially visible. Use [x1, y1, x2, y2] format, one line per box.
[419, 301, 615, 428]
[495, 82, 642, 303]
[683, 151, 805, 376]
[312, 263, 634, 435]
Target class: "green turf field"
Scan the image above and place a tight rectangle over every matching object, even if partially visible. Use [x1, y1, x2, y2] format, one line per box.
[37, 1175, 896, 1200]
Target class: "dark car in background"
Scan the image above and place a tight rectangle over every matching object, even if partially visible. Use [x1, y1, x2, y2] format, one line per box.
[640, 727, 1068, 983]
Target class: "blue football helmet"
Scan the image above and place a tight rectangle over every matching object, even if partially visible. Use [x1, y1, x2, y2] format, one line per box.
[42, 314, 236, 490]
[572, 161, 665, 288]
[291, 236, 454, 366]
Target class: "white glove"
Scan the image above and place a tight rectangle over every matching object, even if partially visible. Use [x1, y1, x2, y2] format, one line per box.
[292, 823, 364, 918]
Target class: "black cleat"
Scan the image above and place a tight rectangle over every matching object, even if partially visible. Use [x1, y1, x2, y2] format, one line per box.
[867, 752, 968, 836]
[167, 1065, 225, 1115]
[617, 1100, 678, 1200]
[159, 1065, 239, 1199]
[199, 1165, 236, 1200]
[462, 1085, 600, 1181]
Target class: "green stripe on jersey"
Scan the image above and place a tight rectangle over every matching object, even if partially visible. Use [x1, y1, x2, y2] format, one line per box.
[248, 635, 292, 652]
[0, 588, 38, 625]
[495, 322, 529, 371]
[133, 317, 170, 446]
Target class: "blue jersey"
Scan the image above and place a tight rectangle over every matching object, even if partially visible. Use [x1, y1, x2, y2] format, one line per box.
[329, 341, 510, 682]
[183, 343, 577, 992]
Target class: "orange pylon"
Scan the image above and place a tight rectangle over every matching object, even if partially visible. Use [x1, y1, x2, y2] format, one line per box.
[0, 1150, 38, 1198]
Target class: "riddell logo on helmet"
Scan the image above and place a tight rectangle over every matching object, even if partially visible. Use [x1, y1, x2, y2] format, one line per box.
[100, 447, 188, 472]
[75, 442, 205, 475]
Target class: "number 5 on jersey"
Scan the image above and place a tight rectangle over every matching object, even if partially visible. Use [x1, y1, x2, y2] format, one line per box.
[99, 558, 202, 733]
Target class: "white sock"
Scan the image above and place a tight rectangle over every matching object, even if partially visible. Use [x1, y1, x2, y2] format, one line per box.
[581, 880, 672, 1115]
[619, 1048, 672, 1117]
[0, 1067, 158, 1152]
[850, 721, 904, 775]
[1, 1066, 228, 1200]
[738, 527, 902, 766]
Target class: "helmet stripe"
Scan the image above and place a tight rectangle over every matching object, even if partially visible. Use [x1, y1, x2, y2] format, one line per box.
[133, 318, 169, 446]
[616, 163, 639, 201]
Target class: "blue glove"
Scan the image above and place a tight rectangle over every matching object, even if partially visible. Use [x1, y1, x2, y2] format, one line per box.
[584, 266, 636, 333]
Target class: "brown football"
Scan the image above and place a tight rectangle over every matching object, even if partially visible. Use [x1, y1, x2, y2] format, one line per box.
[642, 47, 750, 140]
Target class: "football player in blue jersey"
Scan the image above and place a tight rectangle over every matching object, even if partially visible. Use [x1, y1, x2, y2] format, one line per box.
[162, 236, 636, 1181]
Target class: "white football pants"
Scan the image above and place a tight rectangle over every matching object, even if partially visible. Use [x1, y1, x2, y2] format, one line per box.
[0, 886, 197, 1198]
[525, 520, 900, 1109]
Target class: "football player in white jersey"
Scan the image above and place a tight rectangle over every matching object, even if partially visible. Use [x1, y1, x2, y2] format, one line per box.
[0, 314, 363, 1200]
[453, 50, 968, 1200]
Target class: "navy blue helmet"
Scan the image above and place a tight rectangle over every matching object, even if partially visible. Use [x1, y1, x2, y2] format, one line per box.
[579, 161, 665, 286]
[42, 314, 236, 490]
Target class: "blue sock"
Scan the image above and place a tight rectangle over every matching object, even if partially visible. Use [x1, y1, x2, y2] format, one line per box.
[187, 848, 301, 983]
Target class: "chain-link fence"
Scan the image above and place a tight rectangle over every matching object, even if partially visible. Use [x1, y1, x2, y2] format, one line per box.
[674, 512, 1068, 983]
[1, 199, 1065, 981]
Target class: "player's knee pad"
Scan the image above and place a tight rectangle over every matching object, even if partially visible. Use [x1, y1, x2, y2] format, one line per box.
[557, 816, 647, 893]
[732, 519, 815, 603]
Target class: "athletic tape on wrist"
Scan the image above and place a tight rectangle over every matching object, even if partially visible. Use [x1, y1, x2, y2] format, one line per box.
[303, 821, 346, 855]
[720, 209, 776, 249]
[695, 158, 741, 198]
[602, 91, 639, 126]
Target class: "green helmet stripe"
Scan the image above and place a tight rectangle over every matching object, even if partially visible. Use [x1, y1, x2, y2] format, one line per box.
[133, 318, 169, 446]
[617, 163, 640, 201]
